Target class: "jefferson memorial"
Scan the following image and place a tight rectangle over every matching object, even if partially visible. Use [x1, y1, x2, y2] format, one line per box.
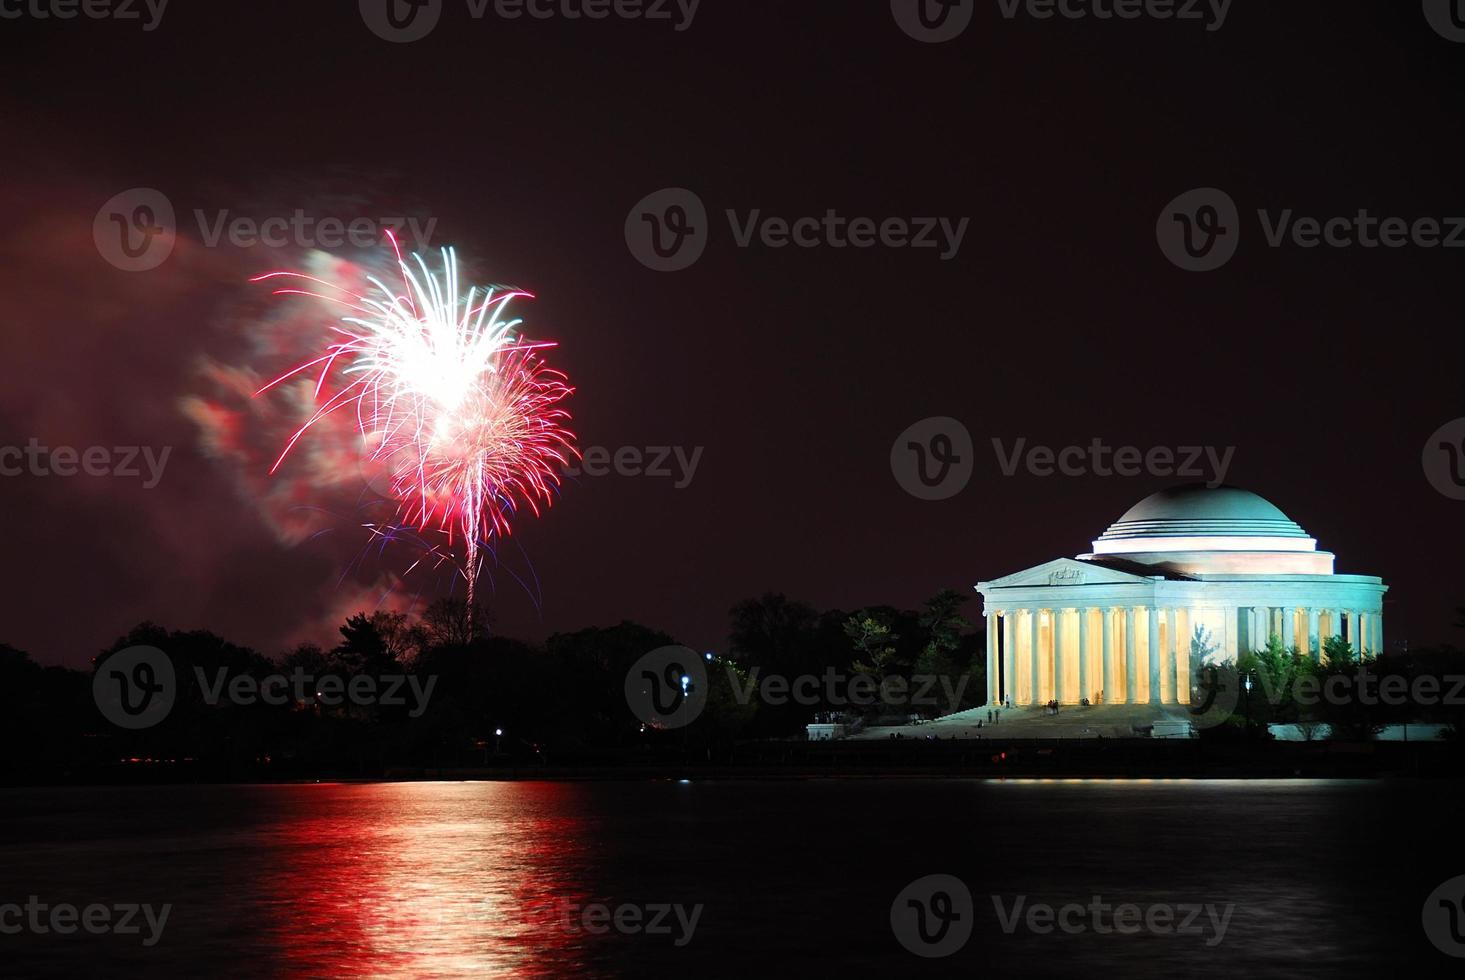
[978, 485, 1388, 707]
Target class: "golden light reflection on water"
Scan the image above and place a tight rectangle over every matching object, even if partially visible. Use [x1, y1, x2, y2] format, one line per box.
[257, 782, 600, 979]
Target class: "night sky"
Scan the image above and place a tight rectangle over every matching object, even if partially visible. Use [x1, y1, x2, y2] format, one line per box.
[4, 0, 1465, 667]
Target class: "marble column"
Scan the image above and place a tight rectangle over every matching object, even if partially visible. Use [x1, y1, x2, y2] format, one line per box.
[1124, 607, 1137, 704]
[1078, 607, 1090, 704]
[1003, 610, 1016, 706]
[1172, 608, 1185, 705]
[1373, 614, 1383, 656]
[1345, 610, 1358, 657]
[1029, 608, 1040, 706]
[1252, 606, 1268, 652]
[1282, 607, 1295, 651]
[1101, 608, 1114, 704]
[986, 612, 998, 705]
[1147, 606, 1161, 705]
[1306, 608, 1320, 662]
[1053, 609, 1067, 704]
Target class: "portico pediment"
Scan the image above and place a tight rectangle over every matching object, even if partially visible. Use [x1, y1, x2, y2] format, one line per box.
[979, 557, 1154, 590]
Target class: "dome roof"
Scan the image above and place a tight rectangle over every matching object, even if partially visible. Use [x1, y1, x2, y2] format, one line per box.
[1096, 485, 1310, 543]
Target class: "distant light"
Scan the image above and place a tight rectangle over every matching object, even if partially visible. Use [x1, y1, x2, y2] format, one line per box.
[495, 728, 503, 737]
[704, 652, 714, 661]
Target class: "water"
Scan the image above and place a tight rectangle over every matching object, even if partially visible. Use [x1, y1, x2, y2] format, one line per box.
[0, 779, 1459, 977]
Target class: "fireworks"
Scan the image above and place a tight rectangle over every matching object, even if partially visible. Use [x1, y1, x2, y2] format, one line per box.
[253, 235, 576, 616]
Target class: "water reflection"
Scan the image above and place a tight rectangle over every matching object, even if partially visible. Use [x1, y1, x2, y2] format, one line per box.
[0, 779, 1459, 977]
[260, 783, 597, 978]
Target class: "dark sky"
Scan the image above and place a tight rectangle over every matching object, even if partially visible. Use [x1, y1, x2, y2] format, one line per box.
[3, 0, 1465, 667]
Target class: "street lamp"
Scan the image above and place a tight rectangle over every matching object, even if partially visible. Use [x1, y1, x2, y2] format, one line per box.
[494, 727, 503, 755]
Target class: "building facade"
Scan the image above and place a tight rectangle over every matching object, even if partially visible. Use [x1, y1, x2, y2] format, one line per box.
[976, 485, 1388, 707]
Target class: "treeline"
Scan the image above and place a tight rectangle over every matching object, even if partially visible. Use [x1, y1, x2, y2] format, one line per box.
[0, 590, 986, 782]
[1222, 636, 1465, 739]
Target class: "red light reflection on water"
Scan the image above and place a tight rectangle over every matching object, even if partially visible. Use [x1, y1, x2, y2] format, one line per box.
[256, 782, 602, 978]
